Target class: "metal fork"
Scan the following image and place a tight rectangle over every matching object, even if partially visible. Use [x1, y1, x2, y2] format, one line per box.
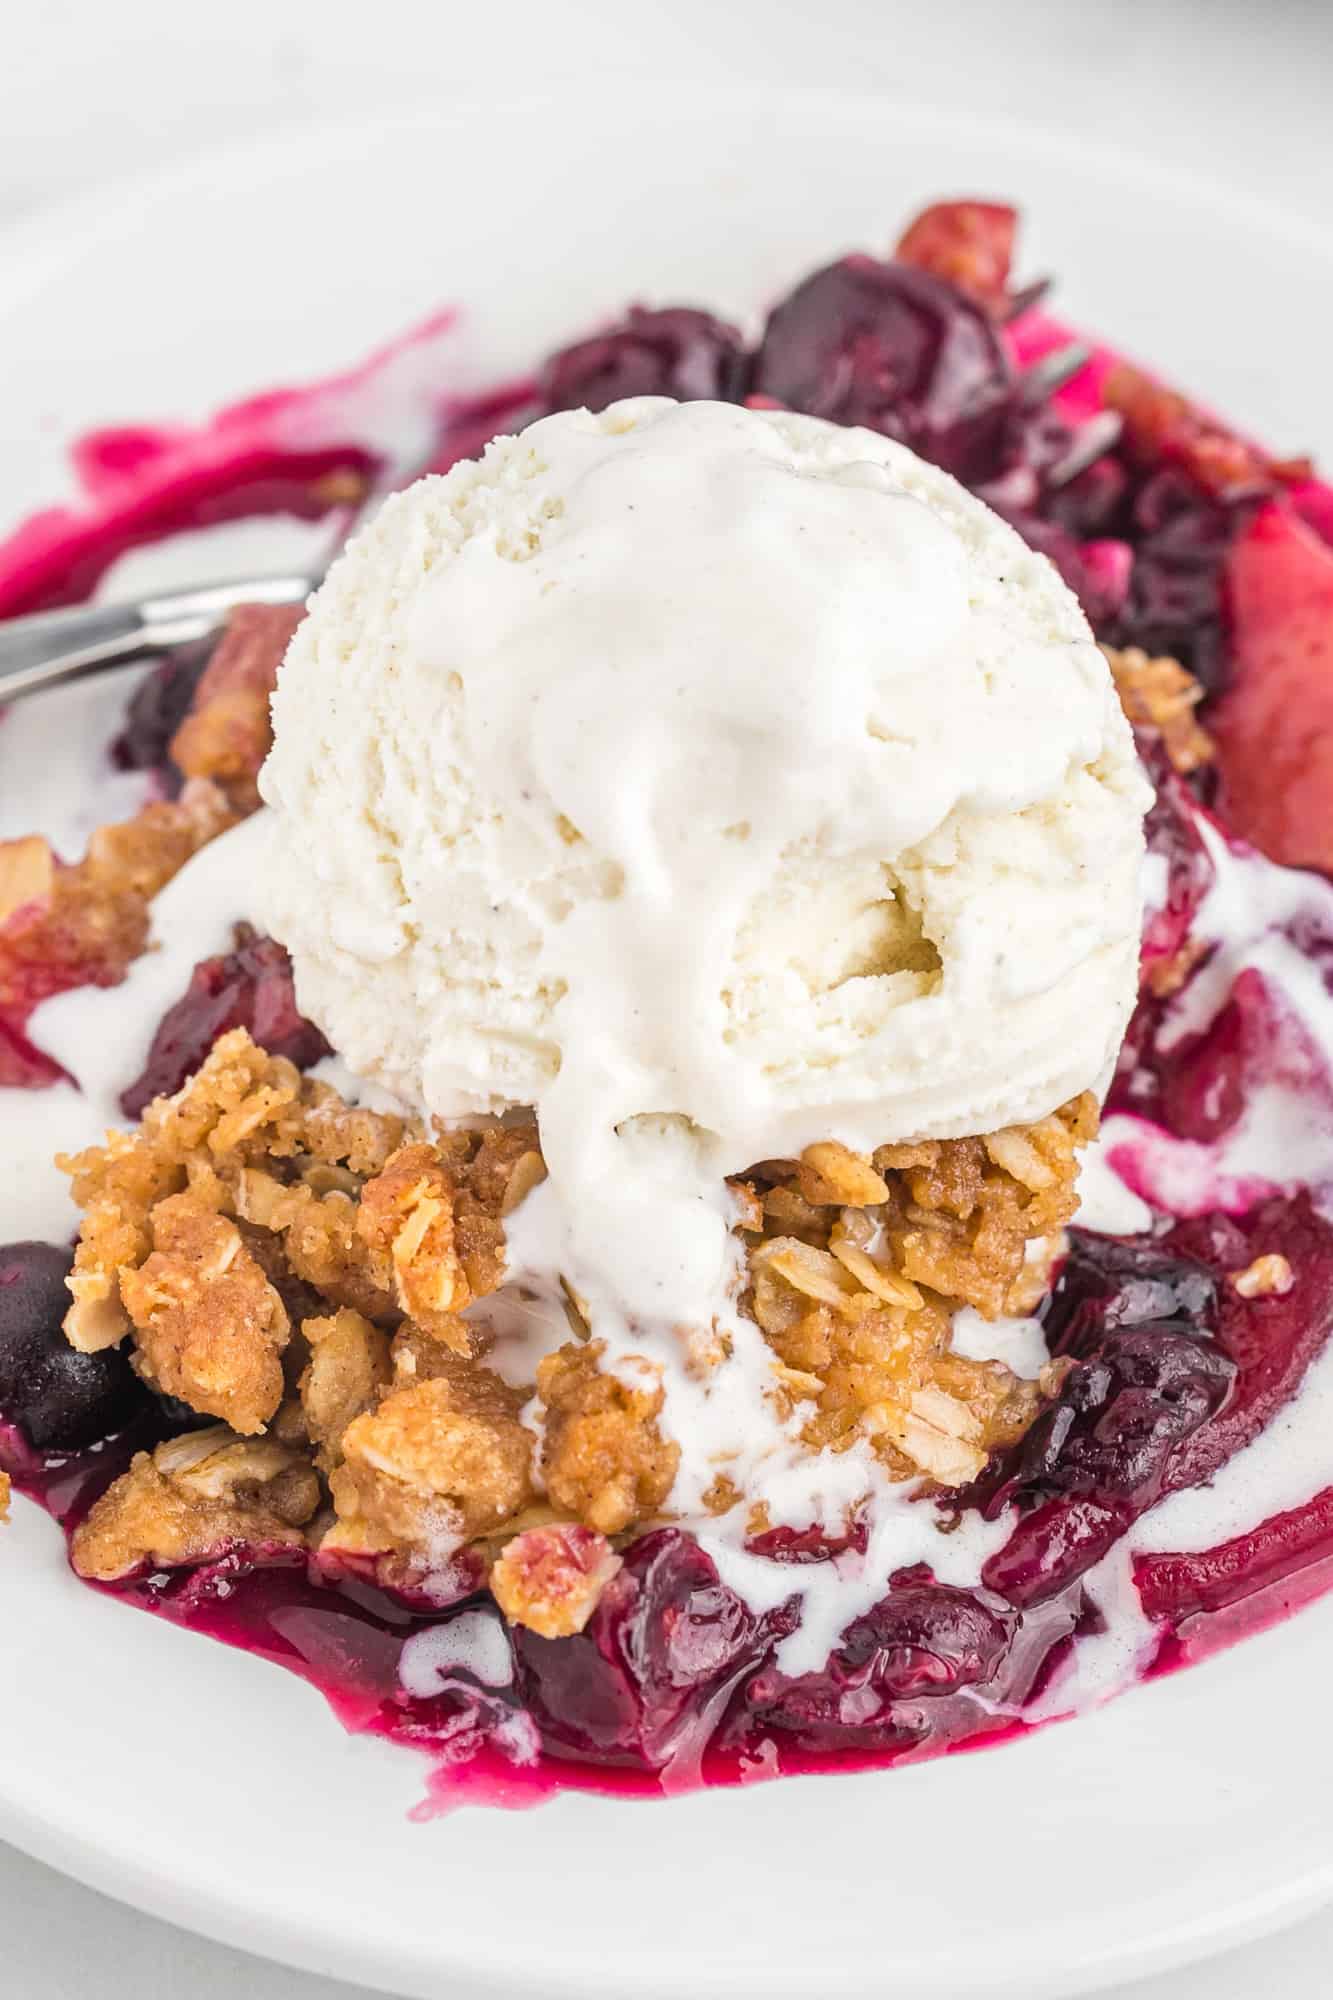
[0, 571, 318, 703]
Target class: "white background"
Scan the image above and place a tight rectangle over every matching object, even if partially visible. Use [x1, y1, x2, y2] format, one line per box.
[2, 1, 1332, 1995]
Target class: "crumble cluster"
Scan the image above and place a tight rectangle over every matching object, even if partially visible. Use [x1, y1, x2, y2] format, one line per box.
[61, 1029, 1090, 1638]
[0, 782, 236, 1031]
[738, 1108, 1092, 1492]
[1104, 645, 1215, 777]
[0, 601, 297, 1088]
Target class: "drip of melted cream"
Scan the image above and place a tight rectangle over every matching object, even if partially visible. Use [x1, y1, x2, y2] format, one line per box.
[398, 1608, 514, 1694]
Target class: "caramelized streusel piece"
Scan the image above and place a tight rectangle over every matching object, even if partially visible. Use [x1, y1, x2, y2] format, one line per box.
[1105, 646, 1214, 776]
[357, 1126, 543, 1345]
[358, 1145, 489, 1346]
[169, 603, 304, 813]
[0, 780, 235, 1079]
[873, 1094, 1096, 1319]
[749, 1238, 992, 1483]
[741, 1099, 1091, 1486]
[330, 1356, 535, 1560]
[0, 835, 57, 925]
[119, 1195, 291, 1434]
[238, 1174, 398, 1322]
[537, 1340, 680, 1536]
[796, 1140, 891, 1209]
[465, 1125, 548, 1217]
[62, 1129, 189, 1351]
[70, 1427, 319, 1582]
[156, 1030, 411, 1174]
[491, 1522, 622, 1638]
[389, 1320, 483, 1384]
[60, 1029, 416, 1351]
[298, 1309, 393, 1467]
[1230, 1252, 1295, 1300]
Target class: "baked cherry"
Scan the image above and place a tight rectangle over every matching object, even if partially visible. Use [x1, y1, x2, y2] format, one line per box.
[754, 256, 1016, 484]
[746, 1574, 1015, 1749]
[539, 307, 748, 413]
[120, 924, 329, 1118]
[515, 1528, 792, 1769]
[956, 1236, 1232, 1606]
[111, 639, 213, 786]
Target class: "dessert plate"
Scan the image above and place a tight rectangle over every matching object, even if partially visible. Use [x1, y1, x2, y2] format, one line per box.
[2, 86, 1332, 2000]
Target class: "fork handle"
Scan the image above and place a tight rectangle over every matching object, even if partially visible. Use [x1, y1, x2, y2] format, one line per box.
[0, 572, 316, 703]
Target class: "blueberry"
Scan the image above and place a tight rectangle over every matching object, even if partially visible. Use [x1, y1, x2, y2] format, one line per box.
[0, 1240, 147, 1450]
[943, 1237, 1235, 1607]
[996, 1321, 1235, 1516]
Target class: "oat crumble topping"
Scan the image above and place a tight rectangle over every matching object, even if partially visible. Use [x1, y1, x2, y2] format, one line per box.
[1230, 1252, 1295, 1299]
[70, 1426, 319, 1583]
[298, 1309, 393, 1468]
[0, 780, 236, 1031]
[1105, 645, 1215, 776]
[536, 1339, 680, 1536]
[740, 1098, 1092, 1486]
[0, 604, 305, 1094]
[330, 1369, 535, 1561]
[45, 1022, 1094, 1632]
[119, 1196, 290, 1434]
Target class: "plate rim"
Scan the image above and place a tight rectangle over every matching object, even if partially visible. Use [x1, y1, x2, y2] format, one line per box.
[3, 79, 1333, 325]
[2, 79, 1333, 2000]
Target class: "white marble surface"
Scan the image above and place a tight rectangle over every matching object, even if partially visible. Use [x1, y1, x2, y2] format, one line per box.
[3, 1, 1332, 1993]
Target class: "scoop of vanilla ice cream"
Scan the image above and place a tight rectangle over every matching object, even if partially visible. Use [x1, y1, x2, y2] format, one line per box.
[261, 396, 1149, 1322]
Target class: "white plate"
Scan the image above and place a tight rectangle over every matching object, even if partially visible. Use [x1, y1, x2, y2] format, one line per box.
[2, 86, 1332, 2000]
